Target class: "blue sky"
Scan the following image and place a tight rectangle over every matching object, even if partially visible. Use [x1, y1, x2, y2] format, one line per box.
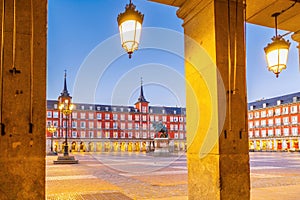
[48, 0, 300, 106]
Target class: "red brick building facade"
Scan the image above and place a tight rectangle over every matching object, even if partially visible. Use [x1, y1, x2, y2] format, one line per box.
[46, 75, 186, 153]
[248, 92, 300, 151]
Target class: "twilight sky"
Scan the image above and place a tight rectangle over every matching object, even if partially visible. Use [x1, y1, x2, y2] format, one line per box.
[47, 0, 300, 106]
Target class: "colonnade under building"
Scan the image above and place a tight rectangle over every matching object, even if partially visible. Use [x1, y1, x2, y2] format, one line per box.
[46, 139, 186, 153]
[249, 138, 300, 151]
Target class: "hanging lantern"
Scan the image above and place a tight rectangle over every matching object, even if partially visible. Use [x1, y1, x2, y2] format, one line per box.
[264, 36, 291, 78]
[117, 0, 144, 58]
[264, 12, 291, 78]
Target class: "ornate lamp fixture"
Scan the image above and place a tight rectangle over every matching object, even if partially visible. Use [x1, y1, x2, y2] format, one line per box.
[264, 12, 290, 78]
[117, 0, 144, 58]
[263, 0, 300, 78]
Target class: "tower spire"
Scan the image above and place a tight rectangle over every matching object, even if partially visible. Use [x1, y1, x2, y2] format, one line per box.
[60, 70, 70, 98]
[137, 77, 148, 102]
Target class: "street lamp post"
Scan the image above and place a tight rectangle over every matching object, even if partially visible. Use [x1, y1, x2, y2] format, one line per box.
[59, 99, 73, 157]
[47, 125, 56, 153]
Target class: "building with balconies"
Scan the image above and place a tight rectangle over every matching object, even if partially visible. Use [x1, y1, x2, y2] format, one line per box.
[248, 92, 300, 151]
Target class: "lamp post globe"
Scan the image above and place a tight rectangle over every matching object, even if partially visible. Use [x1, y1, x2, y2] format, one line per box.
[117, 0, 144, 58]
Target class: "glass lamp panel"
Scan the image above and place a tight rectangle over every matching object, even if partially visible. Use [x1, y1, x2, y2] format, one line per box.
[266, 48, 288, 73]
[119, 20, 141, 53]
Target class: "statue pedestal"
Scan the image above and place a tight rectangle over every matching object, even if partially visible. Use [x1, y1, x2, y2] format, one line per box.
[154, 138, 170, 156]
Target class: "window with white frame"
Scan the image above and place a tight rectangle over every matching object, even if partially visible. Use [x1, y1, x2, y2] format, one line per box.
[250, 105, 254, 110]
[170, 116, 174, 122]
[97, 131, 102, 138]
[174, 117, 178, 122]
[261, 130, 266, 137]
[179, 117, 183, 122]
[72, 121, 77, 128]
[180, 133, 184, 139]
[54, 104, 58, 109]
[135, 115, 139, 121]
[89, 122, 94, 129]
[80, 121, 86, 128]
[143, 132, 147, 138]
[142, 106, 147, 113]
[275, 118, 281, 126]
[170, 124, 174, 130]
[142, 115, 147, 121]
[81, 105, 85, 110]
[121, 123, 125, 129]
[282, 107, 288, 115]
[80, 113, 85, 119]
[72, 131, 77, 138]
[72, 112, 77, 119]
[47, 111, 52, 118]
[113, 122, 118, 129]
[174, 133, 179, 139]
[254, 121, 259, 128]
[263, 103, 267, 108]
[255, 130, 260, 137]
[275, 108, 281, 116]
[283, 117, 289, 125]
[268, 109, 273, 117]
[120, 114, 125, 121]
[275, 129, 281, 136]
[96, 106, 101, 111]
[89, 131, 94, 138]
[248, 131, 253, 138]
[155, 116, 159, 121]
[105, 113, 110, 120]
[128, 123, 132, 130]
[97, 113, 102, 120]
[291, 105, 298, 113]
[81, 131, 85, 138]
[89, 113, 93, 119]
[179, 124, 183, 130]
[284, 128, 289, 136]
[292, 127, 298, 136]
[150, 109, 153, 113]
[292, 116, 298, 124]
[53, 121, 58, 127]
[113, 114, 118, 120]
[150, 132, 155, 139]
[105, 131, 110, 138]
[268, 119, 273, 126]
[261, 120, 266, 127]
[248, 113, 253, 119]
[135, 123, 139, 130]
[162, 116, 167, 122]
[142, 124, 147, 130]
[150, 115, 154, 122]
[53, 111, 59, 118]
[261, 111, 266, 118]
[128, 132, 132, 138]
[113, 107, 117, 112]
[254, 112, 260, 118]
[267, 129, 273, 137]
[174, 125, 178, 131]
[105, 122, 110, 129]
[97, 121, 102, 129]
[135, 132, 140, 138]
[128, 114, 132, 121]
[277, 100, 281, 105]
[293, 96, 298, 103]
[121, 132, 125, 138]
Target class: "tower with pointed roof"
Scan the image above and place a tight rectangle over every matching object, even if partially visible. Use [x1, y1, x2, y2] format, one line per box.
[135, 78, 149, 113]
[58, 70, 72, 104]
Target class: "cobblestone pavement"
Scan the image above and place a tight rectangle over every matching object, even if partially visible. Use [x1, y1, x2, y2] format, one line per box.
[46, 152, 300, 199]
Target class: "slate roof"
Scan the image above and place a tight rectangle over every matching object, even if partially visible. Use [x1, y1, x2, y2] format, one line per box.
[248, 92, 300, 110]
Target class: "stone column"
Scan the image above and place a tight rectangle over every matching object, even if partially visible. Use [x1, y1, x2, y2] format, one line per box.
[177, 0, 250, 199]
[0, 0, 46, 197]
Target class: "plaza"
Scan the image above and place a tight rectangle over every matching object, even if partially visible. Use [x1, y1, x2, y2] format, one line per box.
[46, 152, 300, 199]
